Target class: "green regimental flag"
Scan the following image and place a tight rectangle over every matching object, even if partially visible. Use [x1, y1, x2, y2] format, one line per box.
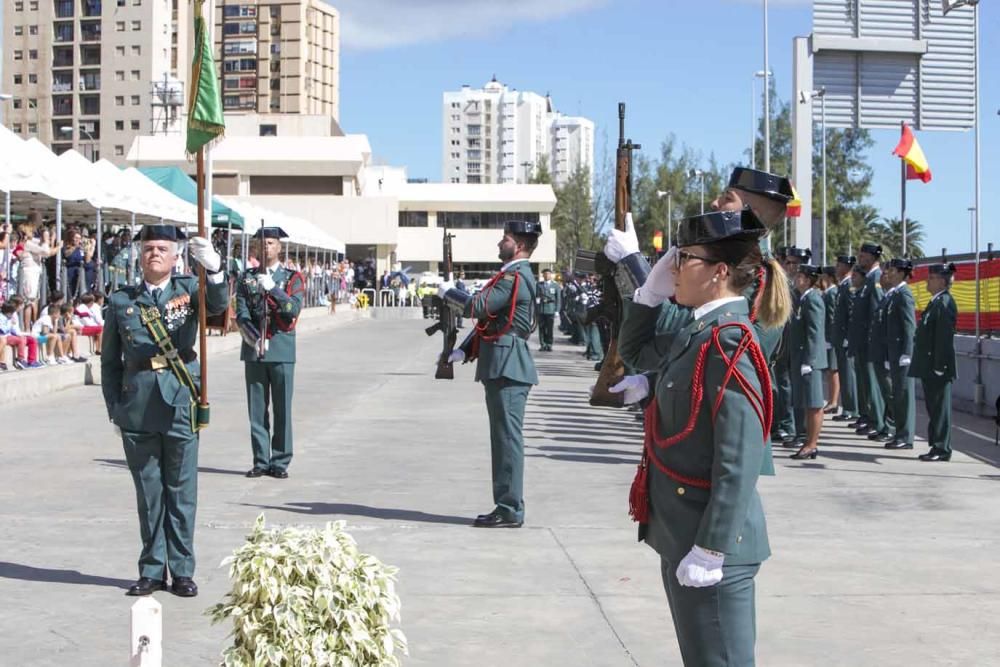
[186, 0, 224, 156]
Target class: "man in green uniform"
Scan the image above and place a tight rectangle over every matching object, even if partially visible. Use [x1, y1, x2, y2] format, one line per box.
[884, 258, 917, 450]
[781, 247, 811, 445]
[847, 264, 871, 429]
[439, 220, 540, 527]
[853, 242, 887, 437]
[102, 225, 228, 597]
[867, 272, 895, 442]
[831, 255, 859, 422]
[235, 227, 304, 479]
[911, 263, 958, 461]
[535, 268, 560, 351]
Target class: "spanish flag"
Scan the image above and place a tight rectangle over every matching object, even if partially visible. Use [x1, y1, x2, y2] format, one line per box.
[892, 123, 932, 183]
[786, 183, 802, 218]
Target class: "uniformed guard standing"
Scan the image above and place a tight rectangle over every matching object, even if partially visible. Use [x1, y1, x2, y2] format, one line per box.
[831, 256, 859, 422]
[235, 227, 304, 479]
[618, 208, 792, 667]
[780, 246, 811, 446]
[439, 220, 540, 527]
[884, 258, 916, 450]
[102, 225, 228, 597]
[535, 268, 560, 351]
[820, 266, 840, 414]
[788, 264, 827, 459]
[847, 264, 871, 430]
[854, 243, 887, 438]
[910, 263, 958, 462]
[867, 271, 895, 443]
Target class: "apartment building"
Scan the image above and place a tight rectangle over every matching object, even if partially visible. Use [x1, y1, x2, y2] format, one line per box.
[442, 77, 595, 188]
[211, 0, 339, 118]
[2, 0, 187, 163]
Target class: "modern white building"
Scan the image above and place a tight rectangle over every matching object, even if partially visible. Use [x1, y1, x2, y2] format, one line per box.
[442, 77, 594, 188]
[127, 114, 556, 277]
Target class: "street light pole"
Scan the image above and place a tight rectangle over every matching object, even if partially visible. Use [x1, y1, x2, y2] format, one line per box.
[520, 160, 533, 183]
[763, 0, 770, 174]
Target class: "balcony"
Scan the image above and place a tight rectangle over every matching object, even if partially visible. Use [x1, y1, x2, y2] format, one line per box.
[54, 23, 75, 43]
[55, 0, 74, 19]
[80, 21, 101, 42]
[80, 45, 101, 66]
[53, 96, 74, 117]
[53, 48, 74, 68]
[52, 74, 73, 92]
[82, 0, 102, 17]
[79, 71, 101, 91]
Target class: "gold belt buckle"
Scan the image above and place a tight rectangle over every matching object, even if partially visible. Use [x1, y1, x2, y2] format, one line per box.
[150, 354, 168, 370]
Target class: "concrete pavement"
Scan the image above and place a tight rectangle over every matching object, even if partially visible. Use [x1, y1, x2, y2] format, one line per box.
[0, 316, 998, 666]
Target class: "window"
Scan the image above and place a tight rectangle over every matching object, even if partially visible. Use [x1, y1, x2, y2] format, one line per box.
[115, 46, 125, 56]
[29, 25, 38, 35]
[115, 120, 124, 131]
[115, 146, 124, 157]
[130, 120, 140, 130]
[14, 26, 23, 36]
[116, 22, 125, 31]
[28, 73, 36, 84]
[13, 75, 22, 85]
[438, 211, 540, 230]
[114, 96, 124, 106]
[133, 0, 141, 4]
[130, 95, 140, 105]
[115, 71, 124, 81]
[131, 20, 141, 31]
[12, 124, 22, 134]
[27, 98, 36, 108]
[28, 49, 37, 60]
[12, 99, 22, 110]
[398, 211, 429, 228]
[27, 123, 37, 134]
[259, 124, 277, 137]
[29, 1, 38, 9]
[131, 45, 141, 56]
[14, 1, 24, 10]
[130, 70, 141, 81]
[13, 51, 23, 61]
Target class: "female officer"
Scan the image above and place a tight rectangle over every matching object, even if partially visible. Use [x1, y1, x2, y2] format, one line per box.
[819, 267, 840, 415]
[788, 265, 827, 460]
[619, 208, 791, 667]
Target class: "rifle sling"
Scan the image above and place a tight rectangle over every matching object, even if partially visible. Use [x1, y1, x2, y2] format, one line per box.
[139, 304, 204, 429]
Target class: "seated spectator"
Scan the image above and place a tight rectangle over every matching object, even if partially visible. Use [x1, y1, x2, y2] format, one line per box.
[57, 304, 86, 363]
[31, 304, 69, 365]
[74, 293, 103, 354]
[0, 335, 7, 371]
[0, 302, 42, 369]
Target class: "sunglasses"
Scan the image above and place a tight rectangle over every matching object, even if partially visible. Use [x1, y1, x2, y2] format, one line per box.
[674, 249, 717, 270]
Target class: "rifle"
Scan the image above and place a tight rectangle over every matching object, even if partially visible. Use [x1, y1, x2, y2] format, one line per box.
[425, 225, 458, 379]
[589, 102, 640, 408]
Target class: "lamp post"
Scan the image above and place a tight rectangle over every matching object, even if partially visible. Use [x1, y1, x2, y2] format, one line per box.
[60, 124, 96, 161]
[689, 169, 705, 214]
[656, 190, 672, 248]
[751, 71, 769, 168]
[762, 0, 771, 174]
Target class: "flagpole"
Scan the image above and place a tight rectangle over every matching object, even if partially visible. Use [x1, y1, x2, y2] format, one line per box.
[900, 122, 907, 257]
[206, 0, 215, 256]
[197, 148, 209, 412]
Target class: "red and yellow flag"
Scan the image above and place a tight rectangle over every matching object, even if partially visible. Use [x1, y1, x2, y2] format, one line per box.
[786, 183, 802, 218]
[892, 124, 932, 183]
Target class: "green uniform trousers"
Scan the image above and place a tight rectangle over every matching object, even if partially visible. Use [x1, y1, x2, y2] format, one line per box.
[483, 378, 531, 522]
[874, 363, 894, 433]
[122, 425, 199, 579]
[661, 558, 761, 667]
[773, 359, 795, 435]
[245, 361, 295, 472]
[835, 346, 858, 417]
[921, 378, 953, 454]
[890, 364, 916, 445]
[538, 314, 554, 349]
[859, 359, 886, 432]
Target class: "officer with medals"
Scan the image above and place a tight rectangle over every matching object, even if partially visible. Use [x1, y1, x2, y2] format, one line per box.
[774, 247, 810, 446]
[868, 271, 896, 443]
[853, 243, 887, 438]
[787, 264, 827, 460]
[438, 220, 540, 527]
[235, 227, 304, 479]
[831, 255, 859, 422]
[846, 263, 871, 430]
[535, 268, 560, 351]
[102, 225, 228, 597]
[619, 208, 791, 667]
[884, 258, 917, 450]
[910, 263, 958, 461]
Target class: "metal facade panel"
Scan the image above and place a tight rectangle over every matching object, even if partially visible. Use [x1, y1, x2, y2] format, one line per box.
[919, 0, 975, 130]
[814, 0, 856, 36]
[858, 0, 917, 38]
[813, 51, 859, 128]
[859, 52, 918, 127]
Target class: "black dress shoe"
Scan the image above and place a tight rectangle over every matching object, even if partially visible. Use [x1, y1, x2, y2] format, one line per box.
[919, 449, 951, 462]
[245, 467, 268, 478]
[269, 468, 289, 479]
[848, 420, 868, 429]
[126, 577, 167, 596]
[856, 426, 876, 436]
[772, 430, 792, 443]
[832, 414, 854, 422]
[885, 440, 914, 450]
[170, 577, 198, 597]
[472, 511, 522, 528]
[868, 431, 894, 443]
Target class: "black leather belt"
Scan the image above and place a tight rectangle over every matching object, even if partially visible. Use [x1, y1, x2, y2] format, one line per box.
[128, 348, 197, 372]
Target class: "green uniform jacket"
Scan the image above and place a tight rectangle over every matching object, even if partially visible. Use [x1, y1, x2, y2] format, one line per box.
[620, 298, 770, 564]
[886, 284, 916, 363]
[464, 260, 538, 385]
[823, 285, 838, 349]
[847, 285, 869, 357]
[235, 264, 304, 363]
[870, 292, 891, 367]
[789, 288, 828, 371]
[909, 290, 957, 382]
[833, 277, 852, 350]
[102, 274, 229, 432]
[536, 279, 561, 315]
[861, 267, 884, 360]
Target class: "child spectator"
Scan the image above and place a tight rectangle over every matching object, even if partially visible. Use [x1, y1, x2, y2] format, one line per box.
[0, 302, 42, 369]
[31, 304, 67, 365]
[57, 303, 86, 363]
[74, 293, 103, 354]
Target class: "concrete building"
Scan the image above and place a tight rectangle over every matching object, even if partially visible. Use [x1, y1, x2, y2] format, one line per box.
[2, 0, 188, 163]
[442, 77, 595, 188]
[127, 115, 556, 277]
[210, 0, 339, 119]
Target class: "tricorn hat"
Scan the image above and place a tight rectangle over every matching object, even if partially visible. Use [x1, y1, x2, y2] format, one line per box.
[859, 242, 883, 256]
[728, 167, 795, 204]
[785, 246, 812, 261]
[836, 254, 856, 266]
[797, 264, 820, 279]
[676, 208, 767, 247]
[504, 219, 542, 236]
[254, 226, 288, 240]
[888, 257, 914, 272]
[928, 263, 957, 276]
[139, 224, 186, 242]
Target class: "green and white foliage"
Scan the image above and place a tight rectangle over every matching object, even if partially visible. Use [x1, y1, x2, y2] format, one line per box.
[208, 515, 408, 666]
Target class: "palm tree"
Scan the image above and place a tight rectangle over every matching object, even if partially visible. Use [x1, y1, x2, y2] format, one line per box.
[867, 217, 925, 259]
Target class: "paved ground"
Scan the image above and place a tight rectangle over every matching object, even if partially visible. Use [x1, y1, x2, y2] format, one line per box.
[1, 313, 999, 666]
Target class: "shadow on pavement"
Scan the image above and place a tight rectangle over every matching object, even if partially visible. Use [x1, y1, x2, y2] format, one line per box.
[241, 502, 471, 526]
[0, 562, 133, 589]
[525, 452, 639, 465]
[94, 458, 247, 476]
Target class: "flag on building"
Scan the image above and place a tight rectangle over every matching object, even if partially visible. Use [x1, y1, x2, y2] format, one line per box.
[786, 183, 802, 218]
[892, 124, 932, 183]
[186, 0, 224, 156]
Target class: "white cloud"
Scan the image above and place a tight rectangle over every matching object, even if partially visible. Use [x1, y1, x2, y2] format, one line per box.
[329, 0, 610, 51]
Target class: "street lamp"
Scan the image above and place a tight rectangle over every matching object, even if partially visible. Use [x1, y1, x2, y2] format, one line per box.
[763, 0, 771, 174]
[800, 86, 827, 264]
[60, 124, 96, 161]
[750, 71, 770, 168]
[656, 190, 672, 248]
[689, 169, 706, 214]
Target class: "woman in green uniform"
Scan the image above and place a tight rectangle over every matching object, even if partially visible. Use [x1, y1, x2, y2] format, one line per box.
[788, 265, 827, 460]
[819, 267, 840, 414]
[619, 208, 791, 667]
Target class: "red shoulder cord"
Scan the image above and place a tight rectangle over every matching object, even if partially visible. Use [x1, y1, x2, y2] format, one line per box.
[474, 271, 521, 343]
[628, 322, 773, 523]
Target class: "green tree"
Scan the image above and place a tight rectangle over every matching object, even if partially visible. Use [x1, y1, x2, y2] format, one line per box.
[531, 154, 552, 185]
[550, 165, 596, 268]
[866, 217, 926, 260]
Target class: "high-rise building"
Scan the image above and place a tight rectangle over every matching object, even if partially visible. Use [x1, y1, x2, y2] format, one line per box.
[2, 0, 188, 163]
[442, 77, 595, 188]
[211, 0, 339, 119]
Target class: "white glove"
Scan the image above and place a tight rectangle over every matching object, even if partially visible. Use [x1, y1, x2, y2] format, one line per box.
[884, 361, 891, 370]
[676, 545, 724, 588]
[899, 355, 911, 367]
[933, 370, 944, 377]
[188, 236, 221, 272]
[258, 273, 276, 291]
[842, 340, 849, 348]
[608, 374, 650, 404]
[603, 212, 640, 263]
[447, 349, 465, 364]
[800, 364, 812, 376]
[634, 247, 677, 307]
[437, 281, 455, 300]
[113, 425, 122, 439]
[825, 342, 832, 350]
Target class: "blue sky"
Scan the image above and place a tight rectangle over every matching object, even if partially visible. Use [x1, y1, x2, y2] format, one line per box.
[336, 0, 998, 257]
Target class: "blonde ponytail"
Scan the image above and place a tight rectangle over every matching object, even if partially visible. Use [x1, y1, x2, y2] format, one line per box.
[755, 258, 792, 330]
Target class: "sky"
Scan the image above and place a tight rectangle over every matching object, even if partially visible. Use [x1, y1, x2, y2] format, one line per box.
[335, 0, 999, 257]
